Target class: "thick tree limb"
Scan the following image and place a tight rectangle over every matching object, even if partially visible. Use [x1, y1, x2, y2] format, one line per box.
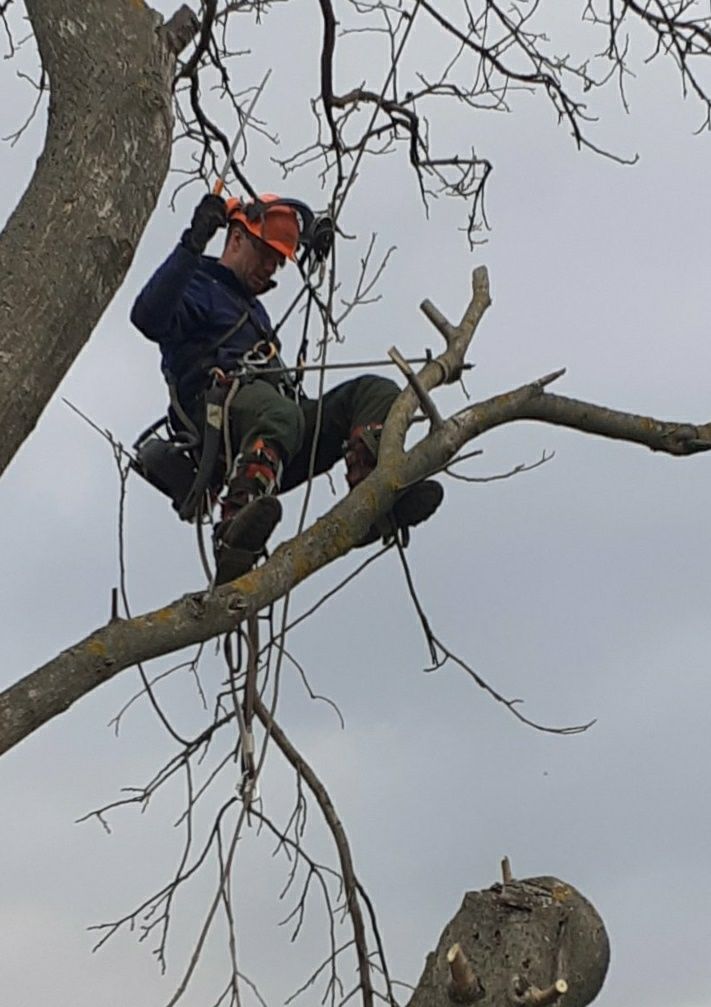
[404, 377, 711, 487]
[2, 266, 711, 757]
[0, 477, 400, 757]
[0, 1, 197, 478]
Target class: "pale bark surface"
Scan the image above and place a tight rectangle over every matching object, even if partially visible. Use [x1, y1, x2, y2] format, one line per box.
[0, 0, 196, 478]
[407, 876, 609, 1007]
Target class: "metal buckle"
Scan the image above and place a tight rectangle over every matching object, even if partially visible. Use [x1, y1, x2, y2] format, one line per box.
[210, 366, 245, 386]
[242, 340, 277, 367]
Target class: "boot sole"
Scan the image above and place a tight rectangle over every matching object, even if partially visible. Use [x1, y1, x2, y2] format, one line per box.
[393, 480, 443, 528]
[221, 496, 282, 551]
[214, 546, 258, 586]
[356, 480, 443, 547]
[215, 496, 283, 585]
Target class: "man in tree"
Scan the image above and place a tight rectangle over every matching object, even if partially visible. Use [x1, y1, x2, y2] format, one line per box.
[131, 193, 443, 583]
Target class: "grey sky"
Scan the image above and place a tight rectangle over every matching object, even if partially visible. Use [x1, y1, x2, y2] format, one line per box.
[2, 3, 711, 1006]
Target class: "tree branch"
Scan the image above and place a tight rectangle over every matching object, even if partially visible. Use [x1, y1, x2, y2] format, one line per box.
[0, 1, 197, 478]
[253, 697, 375, 1007]
[3, 267, 711, 757]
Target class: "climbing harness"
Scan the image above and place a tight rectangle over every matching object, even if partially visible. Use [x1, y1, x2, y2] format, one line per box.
[132, 261, 300, 524]
[242, 339, 278, 366]
[131, 173, 335, 546]
[132, 347, 284, 524]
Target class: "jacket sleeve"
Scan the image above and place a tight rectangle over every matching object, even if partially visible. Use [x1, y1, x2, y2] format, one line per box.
[130, 244, 204, 343]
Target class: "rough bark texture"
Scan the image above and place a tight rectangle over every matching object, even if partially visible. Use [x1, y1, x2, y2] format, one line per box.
[407, 876, 609, 1007]
[0, 1, 197, 478]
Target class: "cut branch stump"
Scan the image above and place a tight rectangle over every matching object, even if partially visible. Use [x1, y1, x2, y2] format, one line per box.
[407, 875, 609, 1007]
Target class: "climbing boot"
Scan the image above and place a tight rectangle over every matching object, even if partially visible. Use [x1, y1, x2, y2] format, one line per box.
[344, 425, 444, 546]
[214, 440, 283, 585]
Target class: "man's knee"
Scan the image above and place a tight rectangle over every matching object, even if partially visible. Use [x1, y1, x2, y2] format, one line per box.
[352, 373, 400, 398]
[231, 380, 305, 462]
[348, 374, 400, 428]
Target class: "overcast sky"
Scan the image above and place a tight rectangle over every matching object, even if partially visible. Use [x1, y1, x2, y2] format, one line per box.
[2, 3, 711, 1006]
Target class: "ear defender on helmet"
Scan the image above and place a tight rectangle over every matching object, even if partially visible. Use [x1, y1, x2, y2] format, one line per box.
[225, 194, 332, 262]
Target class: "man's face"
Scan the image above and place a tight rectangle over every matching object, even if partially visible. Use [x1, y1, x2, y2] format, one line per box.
[222, 227, 285, 295]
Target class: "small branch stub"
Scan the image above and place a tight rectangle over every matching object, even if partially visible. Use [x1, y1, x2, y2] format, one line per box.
[447, 943, 480, 1003]
[536, 367, 567, 389]
[420, 298, 453, 343]
[388, 344, 444, 429]
[527, 980, 568, 1006]
[501, 855, 513, 887]
[161, 4, 200, 55]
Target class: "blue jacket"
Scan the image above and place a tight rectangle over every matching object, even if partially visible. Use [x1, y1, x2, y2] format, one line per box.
[130, 244, 274, 401]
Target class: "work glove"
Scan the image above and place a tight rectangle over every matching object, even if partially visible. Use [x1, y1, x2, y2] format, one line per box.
[180, 193, 227, 255]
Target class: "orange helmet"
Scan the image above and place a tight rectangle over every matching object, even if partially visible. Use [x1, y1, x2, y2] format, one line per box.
[225, 193, 304, 261]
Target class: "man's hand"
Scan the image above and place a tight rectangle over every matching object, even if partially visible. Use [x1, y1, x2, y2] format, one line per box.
[181, 193, 227, 255]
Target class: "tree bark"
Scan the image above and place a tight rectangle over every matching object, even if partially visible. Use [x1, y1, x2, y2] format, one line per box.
[0, 0, 197, 478]
[407, 874, 609, 1007]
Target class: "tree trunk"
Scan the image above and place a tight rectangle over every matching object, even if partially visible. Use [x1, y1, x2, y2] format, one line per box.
[0, 1, 197, 477]
[407, 874, 609, 1007]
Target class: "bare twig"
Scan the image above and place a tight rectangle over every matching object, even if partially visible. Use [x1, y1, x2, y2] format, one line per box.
[254, 698, 377, 1007]
[395, 541, 594, 736]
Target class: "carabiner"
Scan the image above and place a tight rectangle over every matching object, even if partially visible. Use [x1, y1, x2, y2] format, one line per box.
[243, 340, 277, 367]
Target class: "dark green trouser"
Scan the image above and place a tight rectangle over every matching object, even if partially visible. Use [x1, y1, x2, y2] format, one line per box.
[226, 374, 399, 491]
